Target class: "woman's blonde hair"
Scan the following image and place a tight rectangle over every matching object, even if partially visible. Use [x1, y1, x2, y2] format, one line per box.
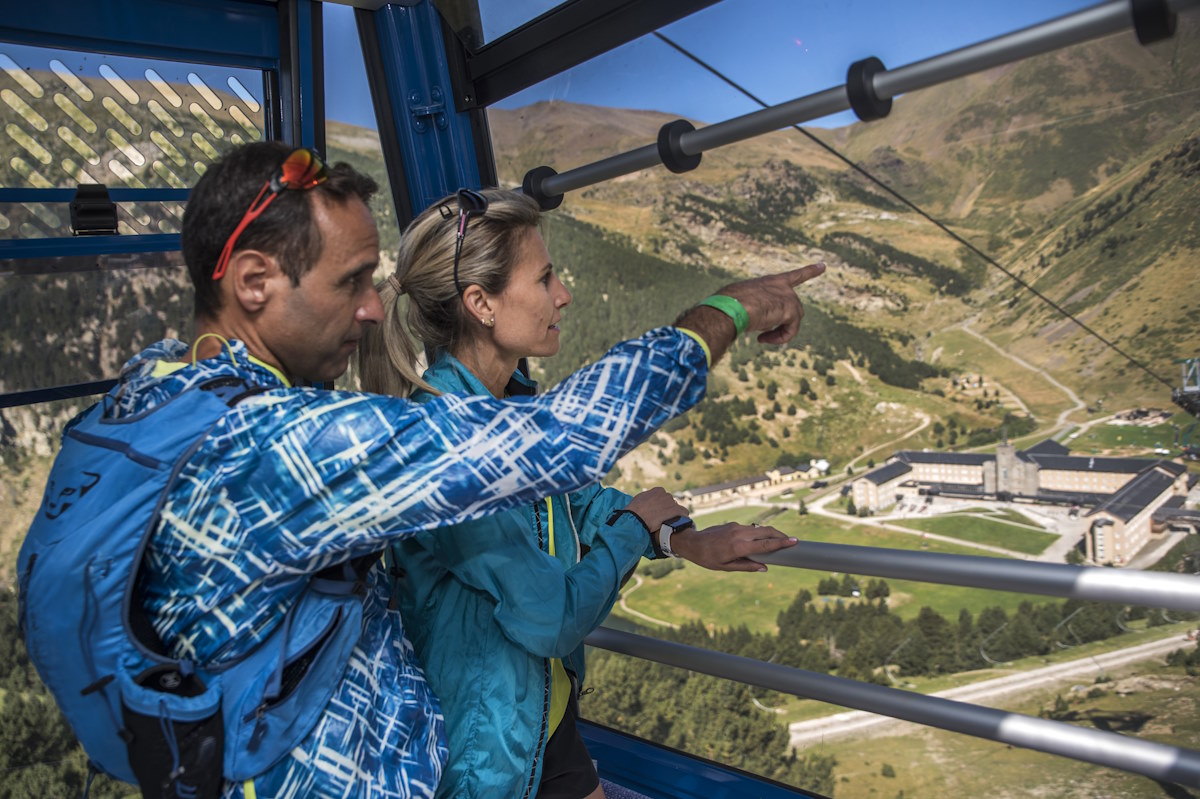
[357, 188, 542, 398]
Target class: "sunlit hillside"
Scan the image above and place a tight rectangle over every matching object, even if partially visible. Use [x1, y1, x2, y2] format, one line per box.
[482, 18, 1200, 475]
[4, 19, 1199, 572]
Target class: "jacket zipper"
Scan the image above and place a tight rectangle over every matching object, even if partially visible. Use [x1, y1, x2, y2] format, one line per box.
[522, 500, 552, 799]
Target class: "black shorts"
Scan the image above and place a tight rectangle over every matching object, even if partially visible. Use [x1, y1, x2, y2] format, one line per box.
[537, 692, 600, 799]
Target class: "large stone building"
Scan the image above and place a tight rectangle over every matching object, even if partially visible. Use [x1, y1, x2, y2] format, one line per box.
[852, 439, 1190, 566]
[680, 462, 822, 507]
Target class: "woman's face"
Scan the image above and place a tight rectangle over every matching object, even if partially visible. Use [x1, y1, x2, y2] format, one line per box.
[489, 229, 572, 361]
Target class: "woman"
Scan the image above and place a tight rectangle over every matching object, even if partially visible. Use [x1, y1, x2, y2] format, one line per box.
[358, 189, 792, 799]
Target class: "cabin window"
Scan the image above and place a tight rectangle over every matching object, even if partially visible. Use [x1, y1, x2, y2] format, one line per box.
[0, 42, 266, 239]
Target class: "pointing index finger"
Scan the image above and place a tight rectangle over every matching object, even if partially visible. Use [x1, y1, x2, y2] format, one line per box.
[782, 262, 826, 287]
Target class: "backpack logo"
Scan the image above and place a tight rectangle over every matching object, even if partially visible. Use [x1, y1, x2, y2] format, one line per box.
[43, 471, 101, 520]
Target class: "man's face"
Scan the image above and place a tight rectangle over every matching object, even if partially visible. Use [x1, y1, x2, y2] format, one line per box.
[262, 195, 383, 383]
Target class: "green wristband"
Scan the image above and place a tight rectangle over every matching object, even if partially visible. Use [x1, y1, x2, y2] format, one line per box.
[698, 295, 749, 336]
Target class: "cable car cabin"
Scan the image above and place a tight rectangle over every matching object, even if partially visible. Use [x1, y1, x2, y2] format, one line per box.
[2, 0, 1199, 797]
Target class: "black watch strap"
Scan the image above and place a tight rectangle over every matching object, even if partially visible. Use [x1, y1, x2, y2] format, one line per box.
[608, 509, 661, 557]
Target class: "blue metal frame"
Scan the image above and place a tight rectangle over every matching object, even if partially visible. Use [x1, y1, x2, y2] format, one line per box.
[0, 0, 278, 70]
[370, 0, 483, 214]
[0, 0, 299, 408]
[277, 0, 324, 150]
[295, 0, 318, 148]
[0, 234, 180, 262]
[579, 721, 825, 799]
[0, 189, 191, 204]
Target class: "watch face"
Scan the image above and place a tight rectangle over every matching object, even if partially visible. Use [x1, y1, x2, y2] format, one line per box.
[664, 515, 693, 532]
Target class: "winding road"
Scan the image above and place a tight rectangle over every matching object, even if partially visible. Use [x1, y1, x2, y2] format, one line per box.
[787, 632, 1193, 748]
[958, 319, 1085, 430]
[617, 573, 679, 629]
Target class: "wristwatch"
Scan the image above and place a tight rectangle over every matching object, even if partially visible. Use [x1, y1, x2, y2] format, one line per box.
[658, 515, 694, 559]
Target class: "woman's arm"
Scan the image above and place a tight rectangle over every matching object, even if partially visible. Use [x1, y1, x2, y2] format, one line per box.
[415, 512, 651, 659]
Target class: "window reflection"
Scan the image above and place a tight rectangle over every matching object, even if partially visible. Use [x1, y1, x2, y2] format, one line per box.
[0, 43, 265, 194]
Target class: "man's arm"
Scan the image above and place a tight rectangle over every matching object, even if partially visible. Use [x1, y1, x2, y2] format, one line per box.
[189, 266, 826, 570]
[676, 262, 825, 364]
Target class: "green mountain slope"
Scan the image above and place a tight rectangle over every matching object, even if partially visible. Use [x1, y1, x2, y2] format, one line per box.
[487, 16, 1200, 417]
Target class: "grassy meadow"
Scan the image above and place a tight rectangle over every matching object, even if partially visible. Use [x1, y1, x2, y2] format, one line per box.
[804, 655, 1199, 799]
[614, 511, 1051, 636]
[891, 513, 1058, 555]
[1069, 413, 1195, 454]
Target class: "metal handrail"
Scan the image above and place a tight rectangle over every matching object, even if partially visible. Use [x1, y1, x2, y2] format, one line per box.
[754, 540, 1200, 612]
[585, 627, 1200, 787]
[528, 0, 1199, 201]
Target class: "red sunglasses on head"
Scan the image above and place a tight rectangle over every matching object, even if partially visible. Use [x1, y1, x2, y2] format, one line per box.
[211, 148, 329, 281]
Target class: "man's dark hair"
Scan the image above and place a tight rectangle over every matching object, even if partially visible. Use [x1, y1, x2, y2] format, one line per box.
[182, 141, 379, 318]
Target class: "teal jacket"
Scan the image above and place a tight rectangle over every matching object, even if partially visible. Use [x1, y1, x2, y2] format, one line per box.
[393, 353, 654, 799]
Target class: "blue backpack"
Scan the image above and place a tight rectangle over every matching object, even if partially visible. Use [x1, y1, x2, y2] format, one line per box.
[18, 377, 374, 798]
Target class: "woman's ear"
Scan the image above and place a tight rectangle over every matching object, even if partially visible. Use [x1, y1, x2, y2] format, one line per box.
[461, 284, 494, 326]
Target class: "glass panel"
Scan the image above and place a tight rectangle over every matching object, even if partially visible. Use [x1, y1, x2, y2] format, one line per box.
[434, 0, 569, 50]
[0, 42, 265, 192]
[485, 0, 1200, 794]
[0, 254, 191, 394]
[322, 4, 400, 271]
[0, 199, 187, 238]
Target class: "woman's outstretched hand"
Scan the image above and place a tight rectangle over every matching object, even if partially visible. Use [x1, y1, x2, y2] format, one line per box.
[670, 523, 797, 573]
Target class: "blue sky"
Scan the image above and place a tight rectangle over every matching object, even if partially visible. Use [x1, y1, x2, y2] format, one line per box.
[325, 0, 1100, 130]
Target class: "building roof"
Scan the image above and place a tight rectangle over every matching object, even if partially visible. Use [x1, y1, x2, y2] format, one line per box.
[1153, 505, 1200, 524]
[684, 474, 764, 495]
[1159, 460, 1186, 477]
[863, 461, 912, 485]
[896, 450, 991, 466]
[920, 481, 987, 496]
[1035, 489, 1112, 506]
[1026, 454, 1157, 473]
[1023, 438, 1070, 456]
[1087, 466, 1177, 522]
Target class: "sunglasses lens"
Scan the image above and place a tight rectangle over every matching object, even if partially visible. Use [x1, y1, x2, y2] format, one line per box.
[213, 149, 329, 280]
[280, 149, 327, 189]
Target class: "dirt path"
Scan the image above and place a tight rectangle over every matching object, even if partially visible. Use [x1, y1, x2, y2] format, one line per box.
[617, 573, 679, 629]
[958, 320, 1085, 430]
[845, 411, 931, 472]
[787, 632, 1193, 749]
[989, 379, 1033, 417]
[840, 360, 866, 385]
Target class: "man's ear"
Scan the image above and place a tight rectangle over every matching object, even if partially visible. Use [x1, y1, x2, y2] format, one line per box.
[461, 284, 495, 326]
[227, 250, 279, 314]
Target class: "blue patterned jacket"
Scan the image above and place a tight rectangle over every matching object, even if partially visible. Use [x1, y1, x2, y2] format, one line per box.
[116, 328, 706, 798]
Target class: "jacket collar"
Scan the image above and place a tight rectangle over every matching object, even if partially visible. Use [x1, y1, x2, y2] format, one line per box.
[423, 351, 537, 398]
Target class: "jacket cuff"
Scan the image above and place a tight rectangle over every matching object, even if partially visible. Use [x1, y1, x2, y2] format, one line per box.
[605, 509, 659, 565]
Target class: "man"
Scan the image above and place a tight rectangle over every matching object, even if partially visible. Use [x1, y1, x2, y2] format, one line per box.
[29, 141, 825, 797]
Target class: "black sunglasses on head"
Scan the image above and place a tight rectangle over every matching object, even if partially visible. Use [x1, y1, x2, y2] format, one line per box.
[440, 188, 489, 296]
